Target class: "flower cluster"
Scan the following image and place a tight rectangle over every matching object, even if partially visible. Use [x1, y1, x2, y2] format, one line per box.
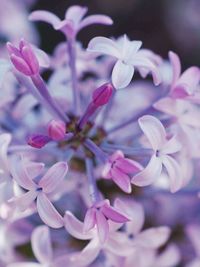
[0, 3, 199, 267]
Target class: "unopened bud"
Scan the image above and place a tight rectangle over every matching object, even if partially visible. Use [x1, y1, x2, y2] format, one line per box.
[92, 83, 114, 107]
[48, 120, 66, 141]
[28, 134, 51, 149]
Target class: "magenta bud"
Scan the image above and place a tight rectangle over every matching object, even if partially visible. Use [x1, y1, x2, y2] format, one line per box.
[7, 39, 39, 76]
[92, 83, 114, 107]
[28, 134, 51, 149]
[48, 120, 66, 141]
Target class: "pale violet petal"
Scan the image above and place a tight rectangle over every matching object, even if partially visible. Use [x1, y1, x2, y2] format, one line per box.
[31, 225, 53, 264]
[138, 115, 167, 151]
[37, 192, 64, 228]
[168, 51, 181, 85]
[29, 10, 61, 28]
[112, 60, 134, 89]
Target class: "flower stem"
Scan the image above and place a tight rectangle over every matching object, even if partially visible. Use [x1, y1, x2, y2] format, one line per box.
[85, 158, 99, 203]
[84, 139, 108, 163]
[67, 37, 80, 116]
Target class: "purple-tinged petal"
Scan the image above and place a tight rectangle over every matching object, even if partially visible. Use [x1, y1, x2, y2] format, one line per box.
[160, 135, 182, 155]
[64, 211, 93, 240]
[168, 51, 181, 85]
[87, 36, 120, 58]
[114, 198, 145, 235]
[112, 60, 134, 89]
[133, 54, 161, 85]
[131, 155, 162, 186]
[29, 10, 61, 28]
[39, 162, 68, 193]
[48, 120, 66, 141]
[21, 45, 39, 75]
[28, 134, 52, 149]
[138, 115, 166, 151]
[134, 226, 170, 249]
[33, 46, 50, 68]
[11, 158, 37, 190]
[11, 190, 38, 212]
[111, 167, 132, 193]
[153, 97, 178, 116]
[116, 158, 143, 174]
[102, 162, 112, 179]
[36, 192, 64, 228]
[65, 5, 88, 24]
[78, 15, 113, 32]
[154, 244, 181, 267]
[101, 204, 129, 223]
[162, 155, 182, 193]
[83, 208, 96, 232]
[10, 54, 32, 76]
[31, 225, 53, 264]
[96, 210, 109, 243]
[24, 161, 45, 179]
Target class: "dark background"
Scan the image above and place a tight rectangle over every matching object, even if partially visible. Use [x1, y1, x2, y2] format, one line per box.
[31, 0, 200, 69]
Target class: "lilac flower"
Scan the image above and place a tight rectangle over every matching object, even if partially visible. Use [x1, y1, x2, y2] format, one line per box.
[132, 115, 183, 193]
[29, 5, 113, 39]
[102, 150, 143, 193]
[7, 39, 40, 76]
[169, 51, 200, 101]
[87, 35, 162, 89]
[11, 158, 68, 228]
[83, 199, 129, 243]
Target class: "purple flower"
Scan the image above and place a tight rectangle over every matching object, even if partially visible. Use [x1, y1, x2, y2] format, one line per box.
[132, 115, 183, 193]
[102, 150, 143, 193]
[87, 35, 162, 89]
[29, 5, 113, 39]
[10, 158, 68, 228]
[7, 39, 39, 76]
[83, 199, 129, 243]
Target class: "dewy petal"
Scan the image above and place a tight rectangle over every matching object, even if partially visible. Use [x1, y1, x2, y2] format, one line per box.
[134, 226, 170, 249]
[111, 167, 132, 193]
[160, 135, 182, 155]
[38, 162, 68, 194]
[29, 10, 61, 28]
[36, 192, 64, 228]
[168, 51, 181, 85]
[87, 36, 120, 58]
[162, 155, 182, 193]
[138, 115, 167, 151]
[31, 225, 53, 264]
[78, 15, 113, 32]
[101, 204, 129, 223]
[96, 210, 109, 243]
[64, 211, 94, 240]
[11, 158, 37, 190]
[131, 155, 162, 186]
[112, 60, 134, 89]
[65, 5, 88, 24]
[83, 208, 96, 232]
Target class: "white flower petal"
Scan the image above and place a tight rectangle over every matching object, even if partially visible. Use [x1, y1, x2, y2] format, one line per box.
[112, 60, 134, 89]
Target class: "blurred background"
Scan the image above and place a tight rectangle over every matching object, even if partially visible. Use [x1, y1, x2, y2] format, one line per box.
[29, 0, 200, 69]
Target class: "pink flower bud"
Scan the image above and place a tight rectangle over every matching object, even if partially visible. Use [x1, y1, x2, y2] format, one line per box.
[28, 134, 51, 149]
[7, 39, 39, 76]
[92, 83, 114, 107]
[48, 120, 66, 141]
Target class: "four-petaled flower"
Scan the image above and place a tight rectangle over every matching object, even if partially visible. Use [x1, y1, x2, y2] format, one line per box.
[102, 150, 143, 193]
[83, 199, 129, 243]
[29, 5, 113, 39]
[87, 35, 162, 89]
[10, 157, 68, 228]
[132, 115, 182, 193]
